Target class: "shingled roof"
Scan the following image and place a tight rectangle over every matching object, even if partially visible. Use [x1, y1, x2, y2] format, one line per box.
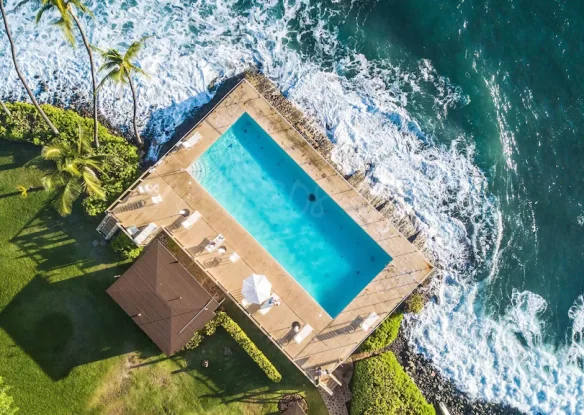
[107, 241, 219, 355]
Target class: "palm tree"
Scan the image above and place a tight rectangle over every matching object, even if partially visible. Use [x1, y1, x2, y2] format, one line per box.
[26, 126, 106, 216]
[0, 0, 59, 134]
[96, 37, 150, 147]
[18, 0, 99, 147]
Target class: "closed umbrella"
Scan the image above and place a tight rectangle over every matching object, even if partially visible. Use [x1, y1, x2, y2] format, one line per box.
[242, 274, 272, 304]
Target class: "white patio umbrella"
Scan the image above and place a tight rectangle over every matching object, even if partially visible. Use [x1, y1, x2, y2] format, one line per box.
[242, 274, 272, 305]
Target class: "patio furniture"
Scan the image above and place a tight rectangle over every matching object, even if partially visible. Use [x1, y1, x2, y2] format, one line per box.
[205, 234, 225, 252]
[229, 252, 240, 263]
[134, 222, 158, 245]
[182, 132, 202, 149]
[145, 183, 159, 195]
[242, 274, 272, 305]
[258, 293, 280, 315]
[359, 312, 379, 331]
[152, 195, 163, 204]
[293, 324, 313, 344]
[127, 225, 140, 236]
[181, 211, 201, 229]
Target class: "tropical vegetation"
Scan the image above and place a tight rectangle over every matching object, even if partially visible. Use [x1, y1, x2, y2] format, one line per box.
[351, 351, 435, 415]
[19, 0, 101, 147]
[110, 232, 142, 260]
[199, 311, 283, 383]
[0, 142, 326, 413]
[0, 0, 59, 135]
[360, 312, 403, 353]
[25, 126, 106, 216]
[0, 102, 139, 216]
[406, 292, 426, 314]
[96, 37, 150, 147]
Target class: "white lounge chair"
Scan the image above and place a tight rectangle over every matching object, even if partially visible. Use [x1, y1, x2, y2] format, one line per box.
[181, 211, 201, 229]
[294, 324, 313, 344]
[151, 195, 163, 204]
[205, 234, 225, 252]
[137, 185, 147, 195]
[181, 132, 202, 149]
[134, 223, 158, 245]
[126, 225, 140, 236]
[360, 312, 379, 331]
[258, 293, 280, 315]
[229, 252, 240, 263]
[241, 298, 251, 307]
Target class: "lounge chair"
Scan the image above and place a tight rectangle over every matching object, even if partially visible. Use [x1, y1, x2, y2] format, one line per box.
[181, 211, 201, 229]
[294, 324, 313, 344]
[229, 252, 240, 263]
[181, 132, 202, 149]
[258, 293, 280, 315]
[151, 195, 163, 204]
[241, 298, 251, 307]
[360, 312, 379, 331]
[205, 234, 225, 252]
[126, 225, 140, 236]
[134, 223, 158, 245]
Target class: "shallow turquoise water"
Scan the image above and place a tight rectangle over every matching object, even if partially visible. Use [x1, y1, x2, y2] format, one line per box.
[191, 113, 391, 317]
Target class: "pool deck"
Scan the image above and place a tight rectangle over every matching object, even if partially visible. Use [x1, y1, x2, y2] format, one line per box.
[104, 79, 433, 389]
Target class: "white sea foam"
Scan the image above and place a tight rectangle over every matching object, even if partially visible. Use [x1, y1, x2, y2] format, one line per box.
[1, 0, 583, 413]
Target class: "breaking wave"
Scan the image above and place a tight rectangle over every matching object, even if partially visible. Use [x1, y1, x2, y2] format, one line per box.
[1, 0, 582, 413]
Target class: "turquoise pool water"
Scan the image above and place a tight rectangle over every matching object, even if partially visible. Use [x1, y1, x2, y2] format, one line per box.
[190, 113, 391, 317]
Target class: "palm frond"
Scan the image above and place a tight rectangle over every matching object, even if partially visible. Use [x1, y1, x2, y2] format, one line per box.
[53, 178, 83, 216]
[35, 3, 53, 23]
[41, 143, 67, 160]
[129, 63, 150, 79]
[41, 169, 66, 191]
[70, 0, 92, 17]
[81, 167, 106, 199]
[124, 36, 151, 61]
[54, 16, 75, 45]
[13, 0, 40, 12]
[97, 68, 125, 90]
[25, 155, 53, 171]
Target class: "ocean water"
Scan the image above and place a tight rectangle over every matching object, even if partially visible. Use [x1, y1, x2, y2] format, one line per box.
[191, 112, 390, 317]
[1, 0, 583, 413]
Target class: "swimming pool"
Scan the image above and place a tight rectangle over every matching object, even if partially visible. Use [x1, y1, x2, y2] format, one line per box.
[190, 113, 391, 317]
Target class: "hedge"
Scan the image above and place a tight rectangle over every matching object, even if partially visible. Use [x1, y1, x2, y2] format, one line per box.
[360, 312, 403, 353]
[406, 293, 426, 314]
[202, 311, 282, 382]
[351, 351, 435, 415]
[110, 232, 143, 260]
[0, 102, 140, 216]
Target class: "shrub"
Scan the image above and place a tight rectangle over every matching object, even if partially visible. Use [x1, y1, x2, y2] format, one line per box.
[351, 352, 435, 415]
[360, 312, 403, 353]
[0, 376, 18, 415]
[215, 312, 282, 382]
[110, 233, 143, 260]
[406, 293, 426, 314]
[183, 332, 204, 351]
[0, 102, 140, 216]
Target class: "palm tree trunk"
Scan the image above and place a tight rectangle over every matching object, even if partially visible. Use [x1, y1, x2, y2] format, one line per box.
[0, 0, 59, 135]
[71, 12, 99, 148]
[0, 99, 10, 116]
[127, 76, 143, 147]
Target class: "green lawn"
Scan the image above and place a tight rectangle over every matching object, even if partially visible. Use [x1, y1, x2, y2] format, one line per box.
[0, 141, 326, 415]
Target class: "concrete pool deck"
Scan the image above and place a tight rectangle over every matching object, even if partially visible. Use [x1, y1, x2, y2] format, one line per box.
[102, 79, 433, 392]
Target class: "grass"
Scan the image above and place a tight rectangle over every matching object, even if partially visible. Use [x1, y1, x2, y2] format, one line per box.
[0, 141, 326, 415]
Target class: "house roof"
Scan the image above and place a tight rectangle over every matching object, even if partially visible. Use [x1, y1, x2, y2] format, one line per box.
[107, 241, 219, 355]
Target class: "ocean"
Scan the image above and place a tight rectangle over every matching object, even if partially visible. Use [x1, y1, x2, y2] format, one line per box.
[1, 0, 583, 413]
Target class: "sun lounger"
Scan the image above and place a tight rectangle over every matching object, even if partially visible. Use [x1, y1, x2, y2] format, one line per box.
[241, 298, 251, 307]
[229, 252, 240, 263]
[134, 223, 158, 245]
[181, 132, 202, 149]
[205, 234, 225, 252]
[294, 324, 313, 344]
[360, 312, 379, 331]
[137, 185, 147, 194]
[258, 293, 280, 315]
[151, 195, 163, 204]
[181, 211, 201, 229]
[127, 225, 139, 236]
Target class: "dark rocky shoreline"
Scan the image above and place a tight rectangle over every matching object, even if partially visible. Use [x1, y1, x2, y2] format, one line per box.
[389, 332, 525, 415]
